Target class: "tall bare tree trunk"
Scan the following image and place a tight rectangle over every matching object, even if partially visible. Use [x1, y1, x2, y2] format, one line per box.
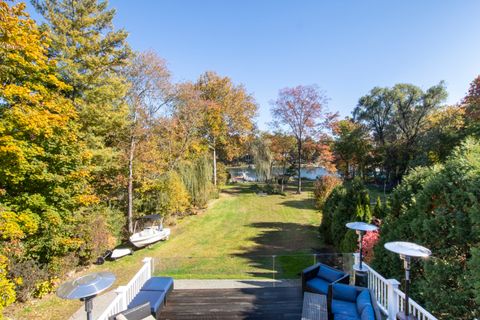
[127, 135, 135, 234]
[297, 139, 302, 194]
[213, 146, 217, 187]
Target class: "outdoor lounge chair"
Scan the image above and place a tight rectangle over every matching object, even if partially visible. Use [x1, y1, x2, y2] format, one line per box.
[327, 283, 382, 320]
[109, 302, 155, 320]
[127, 277, 174, 318]
[301, 262, 350, 295]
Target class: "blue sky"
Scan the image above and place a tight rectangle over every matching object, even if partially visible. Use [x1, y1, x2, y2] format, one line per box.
[26, 1, 480, 130]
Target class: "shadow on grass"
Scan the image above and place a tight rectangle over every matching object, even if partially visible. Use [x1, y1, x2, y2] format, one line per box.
[233, 222, 348, 279]
[280, 198, 315, 209]
[221, 183, 256, 195]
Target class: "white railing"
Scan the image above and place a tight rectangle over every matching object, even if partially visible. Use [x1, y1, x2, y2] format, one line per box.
[353, 253, 437, 320]
[97, 257, 153, 320]
[394, 288, 437, 320]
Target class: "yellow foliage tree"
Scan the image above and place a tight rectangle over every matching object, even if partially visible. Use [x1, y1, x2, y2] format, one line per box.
[0, 1, 94, 303]
[195, 72, 257, 186]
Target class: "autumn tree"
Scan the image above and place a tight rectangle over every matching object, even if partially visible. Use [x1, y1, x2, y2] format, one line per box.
[0, 0, 94, 303]
[301, 135, 336, 174]
[32, 0, 131, 200]
[160, 82, 208, 170]
[354, 82, 447, 184]
[269, 132, 296, 191]
[332, 119, 371, 179]
[123, 51, 172, 232]
[250, 134, 274, 182]
[271, 85, 331, 193]
[463, 75, 480, 136]
[195, 72, 257, 186]
[416, 105, 466, 165]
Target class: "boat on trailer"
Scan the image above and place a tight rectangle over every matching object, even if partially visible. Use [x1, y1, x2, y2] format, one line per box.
[129, 214, 170, 248]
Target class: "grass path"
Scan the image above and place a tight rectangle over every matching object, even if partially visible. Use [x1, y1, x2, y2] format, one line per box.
[6, 183, 325, 320]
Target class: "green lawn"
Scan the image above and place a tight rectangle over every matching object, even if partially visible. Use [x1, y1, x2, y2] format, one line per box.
[153, 182, 324, 279]
[7, 182, 329, 320]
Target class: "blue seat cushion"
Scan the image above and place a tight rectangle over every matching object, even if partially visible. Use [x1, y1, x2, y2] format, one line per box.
[318, 265, 344, 282]
[332, 299, 358, 317]
[334, 313, 361, 320]
[141, 277, 174, 292]
[356, 290, 371, 314]
[361, 304, 375, 320]
[128, 290, 166, 313]
[332, 283, 358, 302]
[306, 277, 329, 294]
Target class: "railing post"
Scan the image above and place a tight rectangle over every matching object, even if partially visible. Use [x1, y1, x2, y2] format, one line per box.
[142, 257, 153, 277]
[387, 279, 400, 320]
[272, 255, 276, 287]
[353, 252, 360, 267]
[115, 285, 128, 312]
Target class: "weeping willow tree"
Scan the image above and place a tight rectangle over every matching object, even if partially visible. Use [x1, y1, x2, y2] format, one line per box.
[177, 154, 215, 208]
[251, 137, 274, 182]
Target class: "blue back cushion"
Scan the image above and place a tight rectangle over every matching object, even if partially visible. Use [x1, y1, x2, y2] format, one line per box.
[356, 289, 371, 314]
[306, 277, 330, 295]
[318, 265, 343, 282]
[333, 283, 357, 302]
[361, 304, 375, 320]
[141, 277, 174, 292]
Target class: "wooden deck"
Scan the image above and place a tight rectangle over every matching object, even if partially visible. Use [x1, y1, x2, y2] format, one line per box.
[159, 287, 303, 320]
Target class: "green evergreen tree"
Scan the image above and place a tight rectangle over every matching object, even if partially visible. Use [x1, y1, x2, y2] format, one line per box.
[32, 0, 131, 200]
[373, 196, 383, 218]
[372, 138, 480, 319]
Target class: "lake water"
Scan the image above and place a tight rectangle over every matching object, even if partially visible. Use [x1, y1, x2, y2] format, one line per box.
[228, 166, 328, 181]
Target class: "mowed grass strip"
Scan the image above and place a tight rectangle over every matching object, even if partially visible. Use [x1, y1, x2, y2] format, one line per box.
[6, 183, 324, 320]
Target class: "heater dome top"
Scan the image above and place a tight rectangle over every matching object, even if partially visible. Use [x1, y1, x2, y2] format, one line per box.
[384, 241, 431, 258]
[57, 272, 116, 300]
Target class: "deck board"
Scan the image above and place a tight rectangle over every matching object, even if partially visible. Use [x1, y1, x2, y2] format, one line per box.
[159, 287, 303, 320]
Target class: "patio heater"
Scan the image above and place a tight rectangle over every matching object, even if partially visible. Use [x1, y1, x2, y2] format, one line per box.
[384, 241, 431, 320]
[57, 272, 116, 320]
[345, 221, 378, 287]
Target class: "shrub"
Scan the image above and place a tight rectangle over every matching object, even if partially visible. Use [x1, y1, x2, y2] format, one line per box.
[8, 259, 48, 302]
[0, 255, 16, 317]
[216, 162, 229, 186]
[372, 137, 480, 319]
[319, 185, 345, 244]
[137, 171, 190, 223]
[178, 155, 215, 208]
[313, 175, 342, 210]
[372, 196, 385, 218]
[339, 229, 358, 253]
[331, 178, 371, 246]
[321, 178, 372, 251]
[371, 165, 441, 281]
[74, 206, 121, 265]
[33, 278, 58, 299]
[361, 229, 380, 263]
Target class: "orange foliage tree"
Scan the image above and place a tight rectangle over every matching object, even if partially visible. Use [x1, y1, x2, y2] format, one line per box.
[271, 85, 334, 193]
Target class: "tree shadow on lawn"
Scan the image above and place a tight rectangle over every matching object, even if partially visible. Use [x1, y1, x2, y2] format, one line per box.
[280, 198, 315, 210]
[233, 222, 349, 279]
[221, 183, 257, 196]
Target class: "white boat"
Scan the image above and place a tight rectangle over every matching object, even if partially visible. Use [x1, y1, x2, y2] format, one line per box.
[110, 248, 133, 259]
[129, 214, 170, 248]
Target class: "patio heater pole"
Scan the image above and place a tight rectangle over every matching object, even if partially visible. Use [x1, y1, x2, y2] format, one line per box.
[384, 242, 431, 320]
[358, 230, 365, 271]
[82, 296, 94, 320]
[403, 255, 411, 319]
[346, 222, 378, 287]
